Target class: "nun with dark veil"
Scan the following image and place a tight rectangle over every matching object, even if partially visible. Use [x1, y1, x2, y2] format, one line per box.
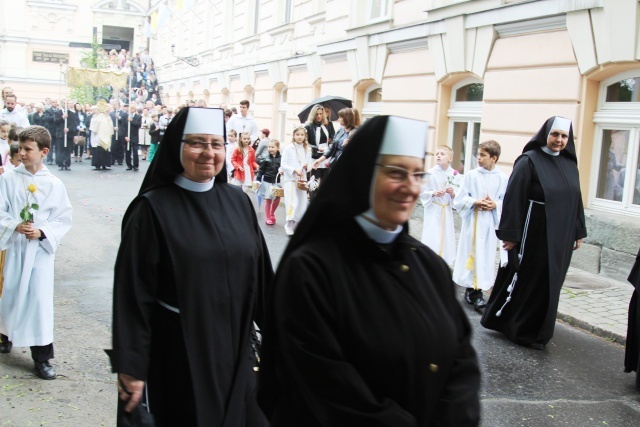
[106, 107, 273, 426]
[481, 116, 587, 350]
[624, 248, 640, 390]
[258, 115, 480, 426]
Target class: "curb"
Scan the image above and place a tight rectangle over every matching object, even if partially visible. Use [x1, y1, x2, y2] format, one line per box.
[556, 312, 626, 345]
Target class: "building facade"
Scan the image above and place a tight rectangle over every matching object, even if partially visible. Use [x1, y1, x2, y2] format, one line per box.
[151, 0, 639, 278]
[0, 0, 148, 103]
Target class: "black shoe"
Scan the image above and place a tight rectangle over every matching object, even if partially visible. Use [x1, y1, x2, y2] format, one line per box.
[0, 341, 12, 353]
[133, 167, 139, 171]
[126, 167, 133, 171]
[34, 361, 56, 380]
[58, 166, 64, 171]
[528, 342, 546, 350]
[464, 289, 474, 304]
[118, 162, 123, 166]
[473, 297, 487, 310]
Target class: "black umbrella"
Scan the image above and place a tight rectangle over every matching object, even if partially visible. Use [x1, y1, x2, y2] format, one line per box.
[297, 95, 353, 122]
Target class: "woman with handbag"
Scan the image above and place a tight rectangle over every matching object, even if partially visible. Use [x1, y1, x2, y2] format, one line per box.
[254, 140, 282, 225]
[280, 125, 313, 236]
[138, 108, 153, 160]
[71, 103, 87, 162]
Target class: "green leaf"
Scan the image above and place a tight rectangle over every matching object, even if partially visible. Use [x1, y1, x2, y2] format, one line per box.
[19, 211, 26, 220]
[31, 203, 39, 210]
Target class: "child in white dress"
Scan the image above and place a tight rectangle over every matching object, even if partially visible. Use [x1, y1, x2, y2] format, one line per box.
[280, 125, 312, 235]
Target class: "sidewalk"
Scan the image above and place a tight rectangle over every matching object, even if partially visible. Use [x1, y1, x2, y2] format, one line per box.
[558, 267, 632, 344]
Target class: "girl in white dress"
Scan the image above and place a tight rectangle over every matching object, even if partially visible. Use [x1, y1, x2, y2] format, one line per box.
[280, 125, 312, 235]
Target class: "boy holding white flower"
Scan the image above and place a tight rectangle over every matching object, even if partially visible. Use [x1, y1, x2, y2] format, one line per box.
[420, 145, 461, 267]
[0, 125, 72, 380]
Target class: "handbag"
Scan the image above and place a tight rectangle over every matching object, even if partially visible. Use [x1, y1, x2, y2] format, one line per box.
[270, 174, 284, 198]
[73, 135, 86, 146]
[296, 179, 309, 191]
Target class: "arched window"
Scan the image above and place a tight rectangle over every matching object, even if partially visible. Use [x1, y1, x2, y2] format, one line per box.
[448, 78, 484, 174]
[590, 70, 640, 216]
[362, 85, 382, 120]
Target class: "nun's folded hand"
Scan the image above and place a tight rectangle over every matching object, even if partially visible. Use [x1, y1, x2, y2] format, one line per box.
[118, 373, 145, 412]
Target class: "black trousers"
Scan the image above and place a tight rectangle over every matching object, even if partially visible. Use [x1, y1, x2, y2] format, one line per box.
[55, 137, 73, 167]
[47, 136, 59, 163]
[1, 333, 53, 362]
[111, 136, 125, 164]
[125, 140, 139, 169]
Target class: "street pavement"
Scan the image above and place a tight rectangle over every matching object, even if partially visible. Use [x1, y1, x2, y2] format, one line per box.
[0, 155, 638, 426]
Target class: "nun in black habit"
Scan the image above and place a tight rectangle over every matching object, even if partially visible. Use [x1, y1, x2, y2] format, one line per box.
[481, 116, 587, 350]
[106, 107, 273, 426]
[624, 248, 640, 390]
[258, 115, 480, 426]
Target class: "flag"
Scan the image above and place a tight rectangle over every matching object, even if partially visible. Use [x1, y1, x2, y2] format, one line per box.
[158, 4, 171, 30]
[151, 11, 158, 30]
[176, 0, 183, 10]
[143, 20, 153, 38]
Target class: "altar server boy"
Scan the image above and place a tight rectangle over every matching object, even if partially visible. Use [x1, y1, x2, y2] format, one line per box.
[453, 140, 507, 310]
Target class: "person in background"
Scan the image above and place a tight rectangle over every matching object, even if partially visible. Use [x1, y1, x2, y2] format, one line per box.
[107, 107, 272, 426]
[258, 115, 480, 426]
[255, 128, 271, 161]
[280, 125, 312, 236]
[147, 112, 161, 163]
[139, 108, 153, 160]
[4, 142, 21, 170]
[225, 129, 239, 181]
[70, 103, 87, 163]
[254, 139, 282, 225]
[452, 140, 508, 310]
[231, 131, 259, 194]
[124, 106, 142, 171]
[420, 145, 461, 269]
[312, 107, 356, 170]
[481, 116, 587, 350]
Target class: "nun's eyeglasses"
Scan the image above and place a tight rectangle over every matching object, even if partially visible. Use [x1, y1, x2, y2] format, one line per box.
[182, 139, 225, 153]
[376, 164, 428, 185]
[549, 131, 569, 139]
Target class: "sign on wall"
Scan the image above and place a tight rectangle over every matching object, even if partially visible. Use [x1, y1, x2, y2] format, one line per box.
[32, 51, 69, 64]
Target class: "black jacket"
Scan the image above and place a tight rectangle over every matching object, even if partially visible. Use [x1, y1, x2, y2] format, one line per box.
[256, 153, 281, 184]
[44, 107, 65, 139]
[305, 122, 335, 159]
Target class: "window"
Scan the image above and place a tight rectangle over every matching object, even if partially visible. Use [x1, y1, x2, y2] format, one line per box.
[362, 85, 382, 121]
[369, 0, 390, 21]
[605, 77, 640, 103]
[591, 70, 640, 216]
[455, 83, 484, 102]
[277, 88, 288, 142]
[448, 79, 484, 174]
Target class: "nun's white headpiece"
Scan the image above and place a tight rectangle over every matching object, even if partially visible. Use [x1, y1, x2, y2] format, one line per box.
[548, 116, 571, 138]
[182, 108, 225, 137]
[378, 116, 429, 159]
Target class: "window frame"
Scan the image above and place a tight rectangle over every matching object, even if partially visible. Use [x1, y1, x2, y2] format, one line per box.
[448, 77, 484, 174]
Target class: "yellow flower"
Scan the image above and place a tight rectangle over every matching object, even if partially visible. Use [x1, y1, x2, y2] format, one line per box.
[27, 183, 37, 193]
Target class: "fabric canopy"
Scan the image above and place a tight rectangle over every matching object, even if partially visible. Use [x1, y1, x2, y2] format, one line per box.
[67, 67, 128, 89]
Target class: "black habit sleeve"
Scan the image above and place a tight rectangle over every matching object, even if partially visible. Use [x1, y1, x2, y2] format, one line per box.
[106, 198, 161, 380]
[495, 155, 533, 243]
